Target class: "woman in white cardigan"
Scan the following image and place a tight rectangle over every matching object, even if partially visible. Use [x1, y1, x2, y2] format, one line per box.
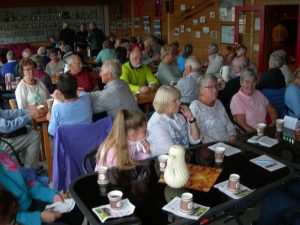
[15, 58, 50, 109]
[147, 85, 201, 156]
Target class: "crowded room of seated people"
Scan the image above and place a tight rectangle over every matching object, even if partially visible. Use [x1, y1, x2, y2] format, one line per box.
[0, 2, 300, 225]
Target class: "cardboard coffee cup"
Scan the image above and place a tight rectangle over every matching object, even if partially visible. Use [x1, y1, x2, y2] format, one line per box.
[276, 119, 284, 132]
[180, 192, 193, 214]
[215, 146, 225, 163]
[227, 174, 240, 193]
[158, 155, 169, 172]
[107, 190, 123, 210]
[257, 123, 267, 136]
[97, 166, 109, 185]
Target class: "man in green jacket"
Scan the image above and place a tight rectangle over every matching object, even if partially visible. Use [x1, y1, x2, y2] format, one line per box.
[121, 48, 159, 93]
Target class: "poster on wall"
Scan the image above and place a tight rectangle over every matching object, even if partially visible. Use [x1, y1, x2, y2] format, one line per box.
[221, 25, 235, 44]
[143, 16, 150, 34]
[219, 0, 243, 22]
[134, 17, 140, 28]
[153, 19, 161, 37]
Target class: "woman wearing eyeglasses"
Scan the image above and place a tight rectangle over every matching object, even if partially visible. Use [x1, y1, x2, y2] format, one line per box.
[190, 74, 236, 143]
[15, 58, 50, 109]
[230, 68, 278, 132]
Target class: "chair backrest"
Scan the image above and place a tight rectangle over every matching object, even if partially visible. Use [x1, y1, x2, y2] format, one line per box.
[52, 117, 112, 192]
[261, 88, 286, 119]
[9, 98, 17, 109]
[82, 148, 98, 174]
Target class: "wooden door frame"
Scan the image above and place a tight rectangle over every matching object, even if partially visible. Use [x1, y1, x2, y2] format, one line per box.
[234, 5, 265, 73]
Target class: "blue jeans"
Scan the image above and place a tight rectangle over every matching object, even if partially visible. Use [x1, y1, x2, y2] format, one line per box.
[259, 180, 300, 225]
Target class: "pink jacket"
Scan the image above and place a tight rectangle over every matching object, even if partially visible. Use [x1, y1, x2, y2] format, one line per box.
[95, 139, 151, 171]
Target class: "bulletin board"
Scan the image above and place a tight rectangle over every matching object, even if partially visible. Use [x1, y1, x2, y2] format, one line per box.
[0, 5, 104, 44]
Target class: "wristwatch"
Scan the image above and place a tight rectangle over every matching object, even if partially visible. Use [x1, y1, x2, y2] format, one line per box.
[189, 118, 196, 123]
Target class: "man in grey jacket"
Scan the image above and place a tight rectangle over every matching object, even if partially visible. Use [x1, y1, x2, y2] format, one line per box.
[90, 59, 142, 119]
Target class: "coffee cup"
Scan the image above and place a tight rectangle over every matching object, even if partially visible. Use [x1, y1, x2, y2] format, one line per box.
[227, 174, 240, 193]
[97, 166, 109, 185]
[180, 192, 193, 214]
[37, 105, 45, 113]
[158, 155, 169, 172]
[107, 190, 123, 210]
[276, 119, 284, 132]
[257, 123, 267, 136]
[46, 98, 54, 110]
[215, 146, 225, 163]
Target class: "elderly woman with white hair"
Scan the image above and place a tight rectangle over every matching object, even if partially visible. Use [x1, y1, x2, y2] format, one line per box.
[272, 49, 293, 86]
[147, 85, 201, 156]
[1, 50, 18, 78]
[190, 75, 236, 143]
[37, 46, 50, 67]
[157, 44, 181, 85]
[257, 52, 286, 90]
[230, 68, 278, 132]
[205, 43, 223, 76]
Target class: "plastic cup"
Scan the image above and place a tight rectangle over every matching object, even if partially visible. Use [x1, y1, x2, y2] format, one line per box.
[46, 99, 54, 110]
[107, 190, 123, 210]
[276, 119, 284, 132]
[215, 146, 225, 163]
[257, 123, 267, 136]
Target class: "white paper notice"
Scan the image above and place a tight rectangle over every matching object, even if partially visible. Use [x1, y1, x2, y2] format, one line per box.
[214, 180, 254, 200]
[250, 154, 286, 172]
[284, 116, 298, 130]
[162, 197, 209, 220]
[208, 142, 241, 156]
[45, 199, 75, 213]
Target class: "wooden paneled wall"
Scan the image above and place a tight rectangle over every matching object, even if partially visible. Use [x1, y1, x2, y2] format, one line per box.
[108, 0, 231, 61]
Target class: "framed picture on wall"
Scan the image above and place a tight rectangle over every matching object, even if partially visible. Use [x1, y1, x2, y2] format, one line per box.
[219, 0, 243, 22]
[221, 25, 234, 44]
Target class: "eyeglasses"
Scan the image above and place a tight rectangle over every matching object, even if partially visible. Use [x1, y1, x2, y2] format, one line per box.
[204, 85, 218, 90]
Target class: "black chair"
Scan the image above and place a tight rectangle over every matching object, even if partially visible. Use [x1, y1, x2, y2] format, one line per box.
[278, 207, 300, 225]
[0, 137, 23, 166]
[82, 148, 98, 174]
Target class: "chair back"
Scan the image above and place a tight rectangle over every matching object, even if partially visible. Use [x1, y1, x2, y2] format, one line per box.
[9, 98, 17, 109]
[261, 88, 286, 119]
[82, 148, 98, 174]
[52, 117, 112, 192]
